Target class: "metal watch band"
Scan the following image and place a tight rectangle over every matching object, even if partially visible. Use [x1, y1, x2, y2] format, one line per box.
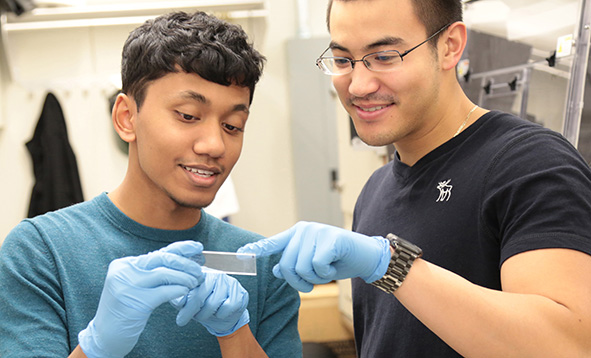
[371, 233, 423, 294]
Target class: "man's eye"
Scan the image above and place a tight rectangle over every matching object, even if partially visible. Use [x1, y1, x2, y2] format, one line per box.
[333, 58, 351, 67]
[177, 111, 198, 121]
[369, 53, 399, 64]
[223, 123, 244, 133]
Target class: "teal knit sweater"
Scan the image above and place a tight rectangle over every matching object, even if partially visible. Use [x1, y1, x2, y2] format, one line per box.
[0, 193, 301, 357]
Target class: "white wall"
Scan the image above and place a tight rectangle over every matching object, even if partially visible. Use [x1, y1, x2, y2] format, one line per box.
[0, 0, 337, 243]
[0, 23, 141, 243]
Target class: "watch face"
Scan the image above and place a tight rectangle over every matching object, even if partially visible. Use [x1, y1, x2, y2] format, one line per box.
[387, 234, 423, 258]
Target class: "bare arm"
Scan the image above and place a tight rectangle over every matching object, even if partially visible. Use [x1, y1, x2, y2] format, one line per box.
[394, 248, 591, 358]
[68, 345, 86, 358]
[217, 325, 269, 358]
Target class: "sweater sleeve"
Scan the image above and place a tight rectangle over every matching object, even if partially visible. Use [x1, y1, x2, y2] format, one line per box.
[253, 252, 302, 357]
[0, 220, 72, 357]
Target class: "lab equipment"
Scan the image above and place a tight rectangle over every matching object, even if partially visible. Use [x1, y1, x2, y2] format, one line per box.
[190, 251, 257, 276]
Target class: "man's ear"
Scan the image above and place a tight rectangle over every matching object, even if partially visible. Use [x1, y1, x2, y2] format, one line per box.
[440, 22, 468, 71]
[112, 93, 137, 143]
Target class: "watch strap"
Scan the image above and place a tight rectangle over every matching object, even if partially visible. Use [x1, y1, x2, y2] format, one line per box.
[371, 233, 422, 294]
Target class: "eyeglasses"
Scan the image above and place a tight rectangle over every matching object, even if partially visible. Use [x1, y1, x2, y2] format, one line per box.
[316, 23, 453, 76]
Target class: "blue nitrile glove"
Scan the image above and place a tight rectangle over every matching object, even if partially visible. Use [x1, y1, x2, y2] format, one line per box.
[238, 221, 391, 292]
[171, 270, 250, 337]
[78, 241, 204, 358]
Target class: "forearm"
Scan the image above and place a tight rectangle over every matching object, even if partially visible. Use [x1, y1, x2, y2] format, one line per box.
[68, 345, 87, 358]
[217, 325, 268, 358]
[394, 259, 591, 358]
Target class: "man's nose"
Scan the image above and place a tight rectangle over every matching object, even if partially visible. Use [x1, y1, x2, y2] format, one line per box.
[348, 62, 380, 98]
[193, 121, 225, 158]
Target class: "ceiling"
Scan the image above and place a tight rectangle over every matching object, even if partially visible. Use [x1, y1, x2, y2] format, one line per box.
[463, 0, 582, 53]
[6, 0, 584, 55]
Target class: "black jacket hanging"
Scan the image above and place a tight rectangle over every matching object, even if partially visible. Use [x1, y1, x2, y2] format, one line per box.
[0, 0, 34, 15]
[26, 92, 84, 218]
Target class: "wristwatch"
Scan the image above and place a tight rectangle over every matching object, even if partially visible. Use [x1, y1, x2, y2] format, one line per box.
[371, 233, 423, 294]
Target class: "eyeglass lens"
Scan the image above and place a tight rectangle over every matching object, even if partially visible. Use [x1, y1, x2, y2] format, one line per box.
[319, 50, 403, 75]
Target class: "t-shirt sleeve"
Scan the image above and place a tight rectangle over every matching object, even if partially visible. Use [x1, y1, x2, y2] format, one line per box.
[480, 130, 591, 265]
[0, 220, 72, 357]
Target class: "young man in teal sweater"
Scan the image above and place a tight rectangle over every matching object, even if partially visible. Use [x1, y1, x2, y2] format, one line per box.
[0, 11, 301, 358]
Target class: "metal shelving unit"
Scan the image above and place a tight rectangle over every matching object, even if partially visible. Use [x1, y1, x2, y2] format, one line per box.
[463, 0, 590, 148]
[562, 0, 591, 147]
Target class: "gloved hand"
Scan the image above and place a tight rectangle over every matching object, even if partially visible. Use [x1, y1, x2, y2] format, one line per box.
[78, 241, 204, 358]
[238, 221, 391, 292]
[171, 270, 250, 337]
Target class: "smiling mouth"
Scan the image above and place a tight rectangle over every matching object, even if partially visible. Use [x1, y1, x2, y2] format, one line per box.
[358, 105, 389, 112]
[182, 165, 216, 178]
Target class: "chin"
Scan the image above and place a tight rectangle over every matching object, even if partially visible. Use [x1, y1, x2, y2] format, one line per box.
[352, 121, 399, 147]
[357, 133, 396, 147]
[169, 193, 214, 210]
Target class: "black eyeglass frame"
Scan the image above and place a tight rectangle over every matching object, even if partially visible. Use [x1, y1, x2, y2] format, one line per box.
[316, 22, 454, 75]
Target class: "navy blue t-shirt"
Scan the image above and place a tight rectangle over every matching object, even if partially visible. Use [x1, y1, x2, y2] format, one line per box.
[351, 111, 591, 357]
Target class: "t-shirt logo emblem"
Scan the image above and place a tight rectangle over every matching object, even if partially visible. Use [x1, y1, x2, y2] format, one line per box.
[436, 179, 453, 202]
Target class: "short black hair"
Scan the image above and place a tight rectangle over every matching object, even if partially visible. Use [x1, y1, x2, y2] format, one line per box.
[326, 0, 463, 45]
[121, 11, 266, 109]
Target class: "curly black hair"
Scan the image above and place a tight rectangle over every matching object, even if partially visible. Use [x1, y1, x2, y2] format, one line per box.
[121, 11, 266, 109]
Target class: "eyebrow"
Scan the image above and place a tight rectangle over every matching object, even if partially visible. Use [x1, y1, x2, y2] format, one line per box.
[329, 36, 406, 53]
[179, 90, 250, 114]
[180, 90, 208, 104]
[233, 103, 250, 114]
